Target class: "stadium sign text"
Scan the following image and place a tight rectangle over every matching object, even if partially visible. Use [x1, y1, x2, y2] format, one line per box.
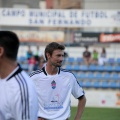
[0, 8, 120, 27]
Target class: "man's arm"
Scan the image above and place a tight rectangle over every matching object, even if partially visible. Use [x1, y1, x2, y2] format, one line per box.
[74, 95, 86, 120]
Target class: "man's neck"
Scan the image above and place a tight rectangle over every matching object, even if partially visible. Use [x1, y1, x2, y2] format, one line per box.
[0, 60, 17, 79]
[46, 63, 58, 75]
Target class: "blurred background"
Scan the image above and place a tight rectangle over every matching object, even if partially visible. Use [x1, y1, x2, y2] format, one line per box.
[0, 0, 120, 115]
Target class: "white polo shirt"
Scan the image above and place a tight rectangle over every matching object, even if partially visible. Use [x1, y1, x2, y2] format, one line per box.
[0, 65, 38, 120]
[30, 66, 85, 120]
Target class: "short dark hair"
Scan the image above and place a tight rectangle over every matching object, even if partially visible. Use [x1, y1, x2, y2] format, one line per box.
[45, 42, 65, 61]
[0, 31, 19, 60]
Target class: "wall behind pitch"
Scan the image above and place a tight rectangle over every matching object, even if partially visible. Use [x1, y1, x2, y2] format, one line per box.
[71, 89, 120, 108]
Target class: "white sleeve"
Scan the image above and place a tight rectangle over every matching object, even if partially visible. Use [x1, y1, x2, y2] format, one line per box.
[9, 77, 38, 120]
[10, 89, 23, 120]
[71, 75, 85, 99]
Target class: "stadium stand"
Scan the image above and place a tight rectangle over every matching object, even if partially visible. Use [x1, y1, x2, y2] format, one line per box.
[65, 57, 120, 89]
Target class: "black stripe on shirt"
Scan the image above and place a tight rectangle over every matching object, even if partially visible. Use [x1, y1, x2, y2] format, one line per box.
[20, 73, 30, 118]
[29, 69, 43, 77]
[15, 73, 30, 119]
[7, 65, 22, 81]
[61, 68, 76, 77]
[60, 68, 71, 72]
[15, 76, 24, 119]
[42, 67, 47, 76]
[41, 67, 61, 76]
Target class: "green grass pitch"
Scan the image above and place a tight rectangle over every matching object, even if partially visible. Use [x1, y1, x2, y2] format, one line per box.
[70, 107, 120, 120]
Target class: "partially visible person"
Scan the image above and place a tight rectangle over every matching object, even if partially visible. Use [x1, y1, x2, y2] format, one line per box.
[34, 46, 40, 63]
[26, 45, 33, 60]
[98, 47, 107, 65]
[92, 49, 99, 65]
[83, 46, 92, 65]
[28, 55, 36, 73]
[30, 42, 86, 120]
[39, 55, 46, 69]
[34, 46, 40, 70]
[64, 51, 69, 58]
[0, 31, 38, 120]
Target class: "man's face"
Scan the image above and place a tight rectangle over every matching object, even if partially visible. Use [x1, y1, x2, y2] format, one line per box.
[47, 49, 64, 67]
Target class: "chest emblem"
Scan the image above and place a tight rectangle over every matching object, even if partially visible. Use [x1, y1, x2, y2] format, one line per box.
[51, 80, 56, 89]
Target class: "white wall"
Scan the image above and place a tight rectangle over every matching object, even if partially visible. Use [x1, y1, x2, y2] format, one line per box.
[71, 89, 120, 108]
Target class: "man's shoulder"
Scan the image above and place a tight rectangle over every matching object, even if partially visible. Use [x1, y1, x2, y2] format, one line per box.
[29, 69, 43, 77]
[60, 68, 74, 76]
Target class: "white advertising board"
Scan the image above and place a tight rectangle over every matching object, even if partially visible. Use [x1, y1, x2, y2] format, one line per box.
[0, 8, 120, 27]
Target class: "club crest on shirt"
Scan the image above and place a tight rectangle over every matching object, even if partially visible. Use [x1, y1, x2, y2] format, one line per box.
[51, 80, 56, 89]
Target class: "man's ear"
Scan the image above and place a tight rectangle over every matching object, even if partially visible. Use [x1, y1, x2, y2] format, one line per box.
[0, 47, 4, 57]
[46, 53, 50, 60]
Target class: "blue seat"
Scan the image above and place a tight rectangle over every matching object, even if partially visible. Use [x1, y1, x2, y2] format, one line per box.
[79, 81, 84, 87]
[84, 81, 92, 88]
[104, 66, 113, 72]
[116, 58, 120, 65]
[78, 73, 87, 79]
[93, 82, 101, 88]
[73, 65, 80, 71]
[114, 66, 120, 72]
[65, 65, 73, 70]
[76, 57, 83, 63]
[101, 82, 109, 88]
[67, 57, 75, 63]
[89, 65, 97, 71]
[111, 73, 120, 80]
[103, 73, 111, 80]
[86, 73, 94, 79]
[79, 65, 88, 71]
[109, 82, 119, 89]
[94, 73, 102, 80]
[97, 65, 105, 71]
[107, 58, 115, 65]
